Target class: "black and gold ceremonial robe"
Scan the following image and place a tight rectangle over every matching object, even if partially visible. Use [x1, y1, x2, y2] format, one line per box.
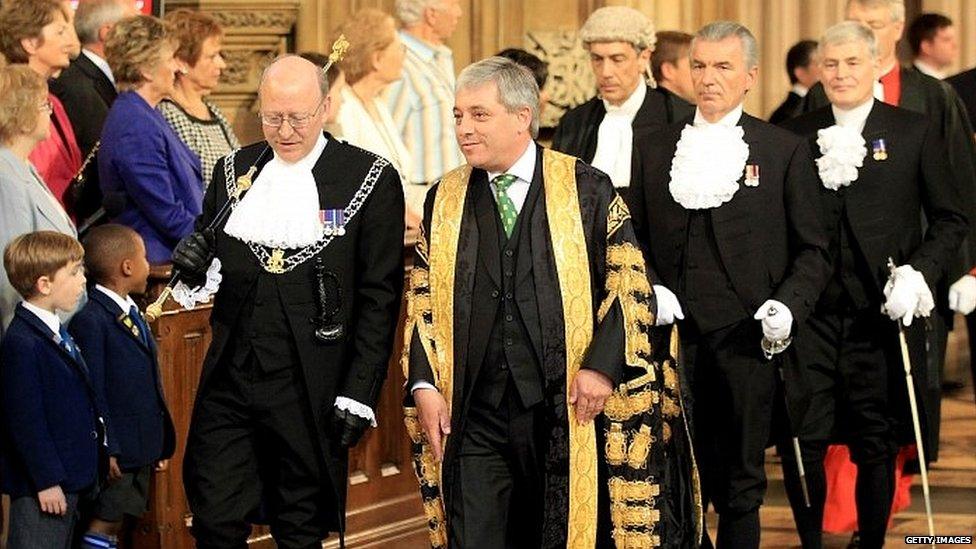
[402, 147, 701, 548]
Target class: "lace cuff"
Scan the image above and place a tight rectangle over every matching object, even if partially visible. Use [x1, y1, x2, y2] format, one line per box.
[334, 396, 376, 427]
[172, 259, 222, 310]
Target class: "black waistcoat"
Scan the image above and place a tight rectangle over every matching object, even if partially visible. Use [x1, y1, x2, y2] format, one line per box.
[469, 180, 544, 410]
[819, 202, 878, 312]
[229, 272, 299, 371]
[681, 210, 749, 333]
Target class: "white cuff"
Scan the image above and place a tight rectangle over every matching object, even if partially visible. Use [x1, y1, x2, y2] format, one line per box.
[410, 381, 438, 394]
[334, 396, 376, 427]
[172, 258, 222, 309]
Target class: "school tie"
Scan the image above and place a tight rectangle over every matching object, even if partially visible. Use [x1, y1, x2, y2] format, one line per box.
[129, 305, 150, 346]
[491, 174, 519, 238]
[58, 325, 80, 361]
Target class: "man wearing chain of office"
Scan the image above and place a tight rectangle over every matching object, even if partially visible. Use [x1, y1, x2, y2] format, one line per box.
[169, 55, 405, 548]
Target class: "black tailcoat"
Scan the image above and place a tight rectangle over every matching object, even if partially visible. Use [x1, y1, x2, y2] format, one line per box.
[769, 91, 804, 125]
[947, 67, 976, 131]
[630, 113, 833, 327]
[551, 84, 670, 183]
[805, 67, 976, 281]
[781, 101, 968, 453]
[189, 135, 404, 524]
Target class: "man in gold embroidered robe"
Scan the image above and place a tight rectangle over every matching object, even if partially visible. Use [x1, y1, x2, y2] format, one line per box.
[402, 57, 699, 549]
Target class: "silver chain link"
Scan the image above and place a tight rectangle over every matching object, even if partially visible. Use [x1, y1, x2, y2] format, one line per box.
[223, 148, 389, 273]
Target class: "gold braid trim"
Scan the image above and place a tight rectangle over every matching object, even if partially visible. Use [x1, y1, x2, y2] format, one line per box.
[542, 150, 598, 549]
[598, 242, 655, 374]
[604, 388, 658, 422]
[608, 478, 660, 502]
[612, 529, 661, 548]
[610, 504, 661, 528]
[401, 165, 472, 548]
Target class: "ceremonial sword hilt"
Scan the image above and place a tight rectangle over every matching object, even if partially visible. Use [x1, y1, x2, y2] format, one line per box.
[761, 304, 792, 360]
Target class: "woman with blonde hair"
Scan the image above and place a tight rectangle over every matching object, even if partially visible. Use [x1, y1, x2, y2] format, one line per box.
[0, 0, 82, 211]
[159, 9, 240, 185]
[0, 65, 76, 336]
[98, 15, 203, 264]
[335, 9, 421, 237]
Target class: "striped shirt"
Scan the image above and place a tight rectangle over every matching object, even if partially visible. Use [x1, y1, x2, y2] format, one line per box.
[385, 31, 464, 184]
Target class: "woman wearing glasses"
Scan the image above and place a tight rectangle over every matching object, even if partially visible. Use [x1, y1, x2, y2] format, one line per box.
[0, 65, 77, 336]
[98, 15, 203, 264]
[0, 0, 82, 214]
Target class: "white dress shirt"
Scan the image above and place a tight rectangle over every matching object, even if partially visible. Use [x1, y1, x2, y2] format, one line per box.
[82, 49, 115, 85]
[832, 98, 876, 133]
[22, 301, 61, 337]
[591, 83, 645, 188]
[913, 60, 945, 80]
[693, 103, 744, 127]
[791, 84, 809, 98]
[95, 284, 138, 314]
[487, 142, 536, 213]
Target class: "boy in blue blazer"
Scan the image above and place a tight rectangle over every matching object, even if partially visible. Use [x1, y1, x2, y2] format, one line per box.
[70, 224, 175, 549]
[0, 231, 99, 549]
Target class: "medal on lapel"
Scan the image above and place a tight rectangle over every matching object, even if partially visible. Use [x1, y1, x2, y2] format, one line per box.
[744, 164, 760, 187]
[872, 138, 888, 161]
[320, 209, 347, 237]
[118, 313, 141, 339]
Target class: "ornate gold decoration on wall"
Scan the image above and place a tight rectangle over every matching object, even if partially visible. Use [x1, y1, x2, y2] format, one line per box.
[524, 30, 596, 128]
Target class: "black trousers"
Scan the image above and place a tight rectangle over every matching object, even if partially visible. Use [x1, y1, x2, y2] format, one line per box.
[448, 382, 545, 549]
[184, 353, 330, 549]
[780, 310, 899, 549]
[683, 319, 775, 549]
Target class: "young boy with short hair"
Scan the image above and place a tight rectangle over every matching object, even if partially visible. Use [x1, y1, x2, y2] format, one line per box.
[0, 231, 99, 549]
[70, 224, 175, 549]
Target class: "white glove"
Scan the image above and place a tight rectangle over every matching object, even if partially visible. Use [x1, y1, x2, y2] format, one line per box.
[948, 275, 976, 315]
[653, 285, 685, 326]
[882, 264, 934, 326]
[753, 299, 793, 342]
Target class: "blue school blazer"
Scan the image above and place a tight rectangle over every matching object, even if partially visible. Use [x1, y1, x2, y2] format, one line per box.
[0, 304, 100, 497]
[69, 290, 175, 469]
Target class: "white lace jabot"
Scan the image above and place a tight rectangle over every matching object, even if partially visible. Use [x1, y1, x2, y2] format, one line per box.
[816, 125, 867, 191]
[224, 135, 328, 249]
[669, 107, 749, 209]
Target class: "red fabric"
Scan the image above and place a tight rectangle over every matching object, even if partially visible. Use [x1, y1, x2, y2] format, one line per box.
[28, 93, 82, 214]
[822, 444, 915, 533]
[879, 66, 902, 106]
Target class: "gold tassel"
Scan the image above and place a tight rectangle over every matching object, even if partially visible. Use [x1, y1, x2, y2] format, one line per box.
[627, 425, 653, 469]
[606, 423, 627, 465]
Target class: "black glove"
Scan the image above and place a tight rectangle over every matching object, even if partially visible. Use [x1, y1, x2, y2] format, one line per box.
[171, 229, 215, 287]
[331, 406, 371, 448]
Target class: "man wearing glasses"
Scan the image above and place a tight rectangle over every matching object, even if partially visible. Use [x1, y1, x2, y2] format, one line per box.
[172, 55, 405, 549]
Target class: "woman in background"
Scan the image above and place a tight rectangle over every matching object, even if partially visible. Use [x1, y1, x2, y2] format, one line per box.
[99, 15, 202, 264]
[0, 0, 82, 212]
[334, 9, 421, 238]
[159, 9, 239, 185]
[0, 65, 76, 335]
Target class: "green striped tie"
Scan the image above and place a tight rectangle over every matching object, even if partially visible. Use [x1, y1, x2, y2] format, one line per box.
[492, 174, 519, 238]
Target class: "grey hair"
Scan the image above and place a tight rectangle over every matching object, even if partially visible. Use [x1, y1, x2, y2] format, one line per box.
[75, 0, 126, 45]
[693, 21, 759, 70]
[260, 54, 329, 98]
[395, 0, 444, 27]
[457, 56, 540, 138]
[846, 0, 905, 22]
[819, 21, 878, 59]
